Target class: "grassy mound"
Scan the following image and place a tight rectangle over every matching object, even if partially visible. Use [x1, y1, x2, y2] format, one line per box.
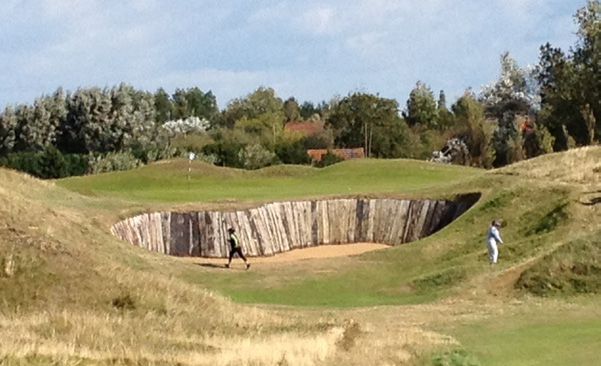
[4, 149, 601, 365]
[516, 230, 601, 296]
[0, 168, 353, 365]
[57, 158, 481, 203]
[494, 145, 601, 185]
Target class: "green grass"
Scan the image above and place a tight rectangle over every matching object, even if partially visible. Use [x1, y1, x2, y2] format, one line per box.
[57, 158, 481, 203]
[447, 304, 601, 366]
[516, 230, 601, 296]
[6, 150, 601, 365]
[166, 181, 574, 308]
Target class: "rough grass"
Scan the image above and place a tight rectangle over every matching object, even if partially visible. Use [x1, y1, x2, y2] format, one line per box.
[0, 165, 472, 365]
[494, 145, 601, 185]
[516, 230, 601, 296]
[4, 149, 601, 365]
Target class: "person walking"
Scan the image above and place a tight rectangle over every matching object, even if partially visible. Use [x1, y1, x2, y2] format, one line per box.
[486, 220, 504, 264]
[225, 227, 250, 270]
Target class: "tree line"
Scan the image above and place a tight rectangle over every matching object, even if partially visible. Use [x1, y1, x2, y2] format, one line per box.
[0, 1, 599, 178]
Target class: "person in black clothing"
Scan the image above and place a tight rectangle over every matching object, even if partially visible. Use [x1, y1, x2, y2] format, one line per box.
[225, 227, 250, 269]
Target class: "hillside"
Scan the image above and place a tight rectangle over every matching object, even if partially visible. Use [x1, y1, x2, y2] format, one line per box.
[2, 151, 601, 365]
[0, 168, 358, 365]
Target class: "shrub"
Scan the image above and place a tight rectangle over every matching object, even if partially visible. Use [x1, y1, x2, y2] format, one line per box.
[87, 151, 142, 174]
[239, 143, 277, 170]
[63, 154, 89, 176]
[202, 141, 244, 168]
[276, 139, 311, 165]
[0, 151, 41, 177]
[0, 149, 90, 178]
[38, 145, 68, 179]
[314, 151, 343, 168]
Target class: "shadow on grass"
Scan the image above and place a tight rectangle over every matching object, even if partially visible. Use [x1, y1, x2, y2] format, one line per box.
[195, 262, 228, 269]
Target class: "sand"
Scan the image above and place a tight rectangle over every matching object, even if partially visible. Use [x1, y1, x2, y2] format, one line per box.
[194, 243, 389, 265]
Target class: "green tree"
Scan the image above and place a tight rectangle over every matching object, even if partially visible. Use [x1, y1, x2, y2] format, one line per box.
[283, 97, 301, 122]
[536, 2, 601, 149]
[537, 43, 580, 150]
[172, 87, 218, 122]
[327, 92, 407, 158]
[403, 81, 439, 129]
[452, 93, 495, 168]
[574, 0, 601, 141]
[38, 145, 68, 179]
[219, 87, 284, 129]
[0, 106, 17, 155]
[437, 90, 455, 130]
[154, 88, 173, 124]
[480, 52, 539, 166]
[299, 101, 319, 120]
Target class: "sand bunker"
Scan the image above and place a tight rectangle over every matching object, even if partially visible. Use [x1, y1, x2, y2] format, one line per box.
[112, 195, 480, 258]
[195, 243, 389, 265]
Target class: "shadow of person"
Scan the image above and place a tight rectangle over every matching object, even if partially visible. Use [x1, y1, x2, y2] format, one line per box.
[195, 263, 227, 269]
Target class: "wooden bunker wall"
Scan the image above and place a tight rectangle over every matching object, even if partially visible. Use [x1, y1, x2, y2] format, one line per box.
[110, 197, 474, 258]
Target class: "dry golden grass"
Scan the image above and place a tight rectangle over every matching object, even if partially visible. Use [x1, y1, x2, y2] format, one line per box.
[0, 311, 345, 366]
[494, 145, 601, 185]
[0, 167, 461, 365]
[3, 144, 601, 366]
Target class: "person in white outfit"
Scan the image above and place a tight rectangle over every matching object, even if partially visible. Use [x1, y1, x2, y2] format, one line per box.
[486, 220, 503, 264]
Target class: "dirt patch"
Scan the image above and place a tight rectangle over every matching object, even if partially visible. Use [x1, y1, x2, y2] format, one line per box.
[193, 243, 389, 265]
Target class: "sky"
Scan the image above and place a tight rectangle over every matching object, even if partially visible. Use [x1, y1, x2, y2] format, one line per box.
[0, 0, 584, 111]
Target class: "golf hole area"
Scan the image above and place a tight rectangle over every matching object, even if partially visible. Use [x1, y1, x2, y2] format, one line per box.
[111, 194, 479, 259]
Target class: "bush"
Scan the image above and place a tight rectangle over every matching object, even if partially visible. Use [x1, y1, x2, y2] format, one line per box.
[38, 145, 68, 179]
[0, 151, 41, 177]
[0, 148, 91, 178]
[276, 139, 311, 165]
[87, 151, 143, 174]
[314, 151, 343, 168]
[239, 143, 277, 170]
[63, 154, 89, 176]
[202, 141, 244, 168]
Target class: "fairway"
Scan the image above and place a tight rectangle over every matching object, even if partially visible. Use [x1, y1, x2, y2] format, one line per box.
[447, 302, 601, 366]
[57, 158, 481, 203]
[4, 150, 601, 365]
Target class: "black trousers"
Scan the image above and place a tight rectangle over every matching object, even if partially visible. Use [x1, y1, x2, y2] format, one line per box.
[229, 247, 247, 262]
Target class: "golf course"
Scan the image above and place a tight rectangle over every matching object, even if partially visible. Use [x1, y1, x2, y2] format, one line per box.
[2, 147, 601, 365]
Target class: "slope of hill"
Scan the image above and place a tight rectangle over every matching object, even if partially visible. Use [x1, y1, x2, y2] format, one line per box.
[494, 145, 601, 185]
[3, 151, 601, 365]
[0, 168, 360, 365]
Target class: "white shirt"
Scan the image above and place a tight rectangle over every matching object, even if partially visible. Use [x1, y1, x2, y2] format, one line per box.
[487, 226, 503, 244]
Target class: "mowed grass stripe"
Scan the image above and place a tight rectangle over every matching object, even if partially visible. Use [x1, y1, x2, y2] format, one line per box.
[448, 308, 601, 366]
[57, 158, 481, 203]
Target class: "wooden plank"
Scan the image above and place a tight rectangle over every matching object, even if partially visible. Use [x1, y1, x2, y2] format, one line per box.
[258, 206, 277, 255]
[310, 201, 319, 246]
[393, 200, 410, 245]
[109, 197, 474, 258]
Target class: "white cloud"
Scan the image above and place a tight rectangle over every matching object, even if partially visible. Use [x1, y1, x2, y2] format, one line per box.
[0, 0, 582, 109]
[297, 6, 338, 35]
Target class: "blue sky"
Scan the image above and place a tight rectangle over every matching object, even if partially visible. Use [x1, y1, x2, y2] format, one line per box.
[0, 0, 582, 111]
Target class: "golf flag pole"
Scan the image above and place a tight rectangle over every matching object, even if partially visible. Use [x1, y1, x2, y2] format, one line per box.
[188, 151, 195, 190]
